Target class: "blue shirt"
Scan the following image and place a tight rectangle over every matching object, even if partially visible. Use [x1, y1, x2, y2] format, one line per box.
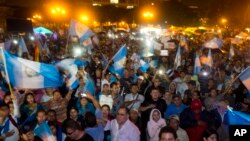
[164, 103, 187, 119]
[85, 123, 104, 141]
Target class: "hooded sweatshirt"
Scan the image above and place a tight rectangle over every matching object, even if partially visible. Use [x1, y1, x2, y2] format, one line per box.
[147, 109, 166, 141]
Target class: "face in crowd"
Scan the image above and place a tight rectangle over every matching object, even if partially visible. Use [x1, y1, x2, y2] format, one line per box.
[53, 90, 62, 101]
[116, 107, 128, 126]
[150, 89, 160, 101]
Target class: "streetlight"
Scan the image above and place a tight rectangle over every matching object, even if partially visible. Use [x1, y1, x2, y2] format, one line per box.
[51, 7, 66, 15]
[81, 16, 89, 22]
[33, 14, 42, 20]
[143, 11, 154, 18]
[221, 18, 227, 24]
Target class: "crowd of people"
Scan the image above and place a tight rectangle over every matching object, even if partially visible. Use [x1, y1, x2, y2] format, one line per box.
[0, 25, 250, 141]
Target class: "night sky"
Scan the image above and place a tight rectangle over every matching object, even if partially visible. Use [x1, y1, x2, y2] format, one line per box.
[1, 0, 250, 26]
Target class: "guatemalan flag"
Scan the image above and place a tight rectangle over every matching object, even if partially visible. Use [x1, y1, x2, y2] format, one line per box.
[0, 44, 64, 89]
[204, 37, 223, 49]
[4, 37, 29, 57]
[207, 49, 213, 68]
[18, 36, 29, 57]
[69, 19, 94, 43]
[174, 46, 181, 70]
[56, 59, 87, 89]
[239, 66, 250, 91]
[139, 59, 150, 73]
[193, 52, 201, 75]
[109, 45, 127, 76]
[34, 122, 56, 141]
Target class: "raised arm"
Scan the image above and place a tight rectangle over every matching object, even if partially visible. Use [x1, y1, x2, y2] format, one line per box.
[10, 90, 21, 118]
[85, 93, 101, 109]
[65, 89, 73, 101]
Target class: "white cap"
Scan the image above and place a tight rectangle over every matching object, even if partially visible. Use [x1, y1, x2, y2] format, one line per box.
[138, 76, 144, 80]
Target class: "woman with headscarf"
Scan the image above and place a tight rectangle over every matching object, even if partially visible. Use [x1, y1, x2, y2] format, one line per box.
[147, 109, 166, 141]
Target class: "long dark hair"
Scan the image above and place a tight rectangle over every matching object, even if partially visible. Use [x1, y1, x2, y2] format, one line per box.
[23, 93, 36, 105]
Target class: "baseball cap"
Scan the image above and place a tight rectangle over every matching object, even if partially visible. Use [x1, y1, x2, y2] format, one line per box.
[138, 75, 144, 80]
[191, 99, 202, 110]
[169, 115, 180, 122]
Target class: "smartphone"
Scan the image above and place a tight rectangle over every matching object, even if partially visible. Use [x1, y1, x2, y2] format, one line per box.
[81, 93, 87, 97]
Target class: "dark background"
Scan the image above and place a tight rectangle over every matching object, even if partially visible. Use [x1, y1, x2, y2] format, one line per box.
[0, 0, 250, 27]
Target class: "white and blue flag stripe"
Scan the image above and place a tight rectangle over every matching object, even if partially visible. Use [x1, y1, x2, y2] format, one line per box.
[34, 122, 56, 141]
[56, 58, 87, 89]
[204, 37, 223, 49]
[109, 45, 127, 76]
[0, 45, 63, 89]
[193, 52, 201, 75]
[239, 66, 250, 91]
[69, 19, 94, 43]
[140, 59, 149, 73]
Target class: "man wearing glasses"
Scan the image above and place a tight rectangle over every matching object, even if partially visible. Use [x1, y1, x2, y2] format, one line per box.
[64, 119, 93, 141]
[110, 106, 140, 141]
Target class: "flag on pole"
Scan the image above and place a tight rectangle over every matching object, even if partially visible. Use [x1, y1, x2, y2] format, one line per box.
[193, 52, 201, 75]
[174, 46, 181, 69]
[0, 44, 64, 89]
[101, 53, 109, 68]
[180, 35, 188, 52]
[35, 34, 50, 55]
[56, 59, 87, 89]
[204, 37, 223, 49]
[82, 38, 93, 55]
[207, 49, 213, 68]
[139, 59, 149, 73]
[34, 122, 56, 141]
[109, 45, 127, 76]
[229, 44, 235, 60]
[18, 37, 29, 57]
[69, 19, 94, 43]
[239, 66, 250, 91]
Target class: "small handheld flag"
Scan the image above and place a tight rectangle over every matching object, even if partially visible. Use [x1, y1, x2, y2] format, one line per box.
[109, 45, 127, 76]
[69, 19, 94, 43]
[239, 66, 250, 91]
[174, 46, 181, 70]
[204, 37, 223, 49]
[193, 52, 201, 75]
[207, 49, 213, 68]
[34, 122, 56, 141]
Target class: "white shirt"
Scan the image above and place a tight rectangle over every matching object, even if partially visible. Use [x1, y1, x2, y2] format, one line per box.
[177, 127, 189, 141]
[124, 93, 144, 110]
[99, 94, 113, 110]
[0, 117, 19, 141]
[110, 119, 140, 141]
